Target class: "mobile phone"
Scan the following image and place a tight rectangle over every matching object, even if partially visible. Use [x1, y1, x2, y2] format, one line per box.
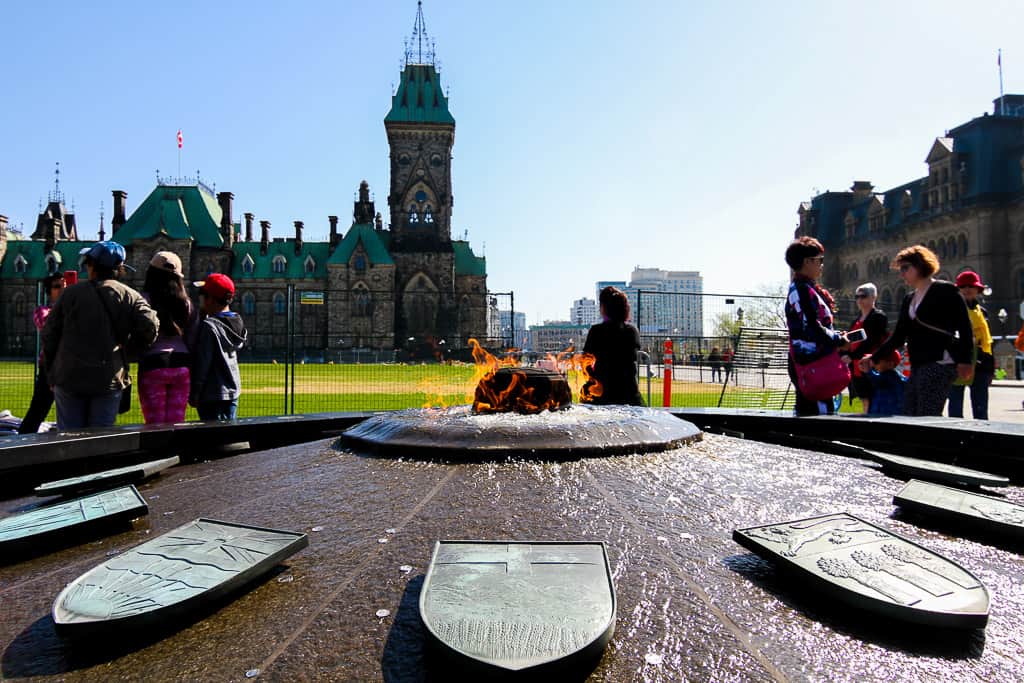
[846, 328, 867, 343]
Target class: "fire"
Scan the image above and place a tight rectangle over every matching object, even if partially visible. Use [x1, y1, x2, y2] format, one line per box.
[468, 338, 603, 413]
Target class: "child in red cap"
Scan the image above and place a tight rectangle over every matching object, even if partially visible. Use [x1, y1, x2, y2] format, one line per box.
[189, 274, 247, 420]
[866, 348, 906, 416]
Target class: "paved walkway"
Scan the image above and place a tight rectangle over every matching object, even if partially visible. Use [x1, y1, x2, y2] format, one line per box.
[948, 382, 1024, 423]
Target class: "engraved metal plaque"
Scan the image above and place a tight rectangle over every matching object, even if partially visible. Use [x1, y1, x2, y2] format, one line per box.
[420, 541, 616, 672]
[53, 518, 308, 632]
[870, 451, 1009, 488]
[733, 512, 989, 629]
[0, 486, 147, 554]
[35, 456, 180, 497]
[895, 479, 1024, 542]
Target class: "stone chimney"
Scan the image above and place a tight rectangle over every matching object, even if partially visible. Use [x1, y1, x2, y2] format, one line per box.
[260, 220, 270, 255]
[294, 220, 304, 255]
[851, 181, 874, 199]
[329, 215, 339, 250]
[217, 192, 235, 247]
[244, 212, 254, 242]
[111, 190, 127, 233]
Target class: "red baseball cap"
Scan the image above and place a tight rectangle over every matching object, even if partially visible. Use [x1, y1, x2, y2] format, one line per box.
[193, 273, 235, 301]
[955, 270, 986, 290]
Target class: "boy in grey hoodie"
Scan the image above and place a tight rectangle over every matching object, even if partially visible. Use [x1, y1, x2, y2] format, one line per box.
[189, 274, 247, 421]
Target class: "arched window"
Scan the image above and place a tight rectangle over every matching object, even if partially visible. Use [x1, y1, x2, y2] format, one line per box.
[14, 254, 28, 274]
[304, 255, 316, 274]
[45, 254, 59, 274]
[948, 235, 958, 258]
[959, 234, 969, 258]
[408, 206, 419, 224]
[938, 238, 947, 260]
[354, 254, 367, 272]
[424, 206, 434, 223]
[13, 293, 26, 316]
[242, 292, 256, 316]
[880, 289, 893, 313]
[272, 255, 287, 274]
[353, 285, 372, 317]
[242, 254, 255, 274]
[273, 292, 286, 314]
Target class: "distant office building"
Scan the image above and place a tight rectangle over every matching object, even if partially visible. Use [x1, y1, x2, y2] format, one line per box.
[529, 321, 589, 354]
[570, 297, 598, 326]
[499, 309, 528, 349]
[595, 280, 627, 300]
[621, 267, 703, 337]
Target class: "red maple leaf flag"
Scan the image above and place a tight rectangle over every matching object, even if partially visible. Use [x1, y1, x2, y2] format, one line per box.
[177, 129, 183, 149]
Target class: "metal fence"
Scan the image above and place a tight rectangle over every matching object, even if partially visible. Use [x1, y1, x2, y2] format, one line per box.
[5, 287, 1021, 428]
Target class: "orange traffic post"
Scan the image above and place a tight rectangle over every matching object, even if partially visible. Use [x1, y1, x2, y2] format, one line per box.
[662, 338, 673, 407]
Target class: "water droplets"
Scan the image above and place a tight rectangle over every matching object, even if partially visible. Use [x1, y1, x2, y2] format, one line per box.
[399, 565, 413, 573]
[245, 668, 260, 678]
[310, 526, 324, 532]
[644, 652, 663, 666]
[375, 608, 391, 618]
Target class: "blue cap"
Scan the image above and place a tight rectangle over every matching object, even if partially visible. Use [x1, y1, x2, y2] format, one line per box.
[81, 241, 135, 272]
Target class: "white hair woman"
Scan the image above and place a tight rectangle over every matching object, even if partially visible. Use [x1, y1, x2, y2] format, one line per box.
[841, 282, 888, 413]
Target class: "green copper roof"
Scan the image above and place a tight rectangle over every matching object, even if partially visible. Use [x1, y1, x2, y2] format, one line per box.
[0, 240, 91, 280]
[112, 184, 224, 248]
[327, 223, 394, 266]
[232, 240, 331, 280]
[385, 64, 455, 125]
[452, 240, 485, 276]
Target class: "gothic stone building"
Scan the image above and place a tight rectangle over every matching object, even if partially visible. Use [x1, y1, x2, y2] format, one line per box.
[795, 94, 1024, 326]
[0, 48, 487, 356]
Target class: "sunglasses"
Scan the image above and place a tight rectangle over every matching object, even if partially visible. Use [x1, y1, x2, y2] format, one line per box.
[807, 256, 825, 263]
[898, 263, 914, 273]
[855, 294, 870, 299]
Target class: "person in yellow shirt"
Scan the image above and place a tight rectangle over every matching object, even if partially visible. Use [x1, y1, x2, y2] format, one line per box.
[947, 271, 993, 419]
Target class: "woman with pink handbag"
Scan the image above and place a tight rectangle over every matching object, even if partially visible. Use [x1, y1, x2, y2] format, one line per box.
[785, 237, 851, 416]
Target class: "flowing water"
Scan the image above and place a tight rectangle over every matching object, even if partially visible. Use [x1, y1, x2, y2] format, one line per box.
[1, 431, 1022, 681]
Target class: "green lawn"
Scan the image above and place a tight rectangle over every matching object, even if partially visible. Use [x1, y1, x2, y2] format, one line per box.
[2, 360, 862, 424]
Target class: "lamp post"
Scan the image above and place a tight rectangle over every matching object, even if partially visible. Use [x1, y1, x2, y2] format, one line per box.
[997, 308, 1009, 380]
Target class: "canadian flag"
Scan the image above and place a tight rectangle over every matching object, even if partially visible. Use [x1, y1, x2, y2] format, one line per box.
[177, 129, 183, 149]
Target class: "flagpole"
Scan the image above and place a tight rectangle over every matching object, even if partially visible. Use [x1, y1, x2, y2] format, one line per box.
[998, 49, 1005, 116]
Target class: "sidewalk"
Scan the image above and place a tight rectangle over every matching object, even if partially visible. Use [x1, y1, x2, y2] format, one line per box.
[949, 384, 1024, 423]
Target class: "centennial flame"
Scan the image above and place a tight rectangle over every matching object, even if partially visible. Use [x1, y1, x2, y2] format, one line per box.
[468, 338, 603, 413]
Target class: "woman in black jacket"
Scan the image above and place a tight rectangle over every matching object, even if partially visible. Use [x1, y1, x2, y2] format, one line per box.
[863, 245, 973, 416]
[842, 282, 887, 413]
[582, 286, 643, 406]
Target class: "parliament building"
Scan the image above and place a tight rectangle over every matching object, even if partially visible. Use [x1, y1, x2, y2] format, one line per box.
[0, 6, 488, 357]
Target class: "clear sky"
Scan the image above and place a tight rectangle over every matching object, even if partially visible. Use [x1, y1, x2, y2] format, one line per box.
[1, 1, 1020, 323]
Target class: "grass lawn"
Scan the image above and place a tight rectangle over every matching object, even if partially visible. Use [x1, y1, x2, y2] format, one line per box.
[2, 360, 864, 424]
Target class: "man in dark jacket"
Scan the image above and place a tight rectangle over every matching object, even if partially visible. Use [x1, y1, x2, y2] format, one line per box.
[189, 274, 247, 421]
[42, 241, 158, 429]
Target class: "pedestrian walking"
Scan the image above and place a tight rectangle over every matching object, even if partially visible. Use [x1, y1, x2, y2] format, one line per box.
[189, 274, 247, 421]
[863, 245, 973, 416]
[42, 241, 158, 430]
[138, 252, 197, 424]
[947, 270, 994, 420]
[785, 237, 850, 416]
[18, 272, 66, 433]
[708, 346, 723, 383]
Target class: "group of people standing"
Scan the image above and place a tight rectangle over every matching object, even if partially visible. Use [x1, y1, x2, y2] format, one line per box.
[18, 240, 246, 433]
[786, 236, 997, 419]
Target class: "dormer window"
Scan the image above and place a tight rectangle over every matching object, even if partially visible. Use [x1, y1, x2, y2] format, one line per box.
[304, 255, 316, 274]
[45, 254, 59, 274]
[272, 255, 287, 274]
[242, 254, 255, 274]
[844, 213, 856, 239]
[13, 254, 27, 274]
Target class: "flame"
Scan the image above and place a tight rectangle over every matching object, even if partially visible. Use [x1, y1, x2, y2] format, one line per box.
[468, 338, 603, 413]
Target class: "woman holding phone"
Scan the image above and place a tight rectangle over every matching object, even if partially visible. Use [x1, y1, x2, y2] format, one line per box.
[842, 283, 887, 413]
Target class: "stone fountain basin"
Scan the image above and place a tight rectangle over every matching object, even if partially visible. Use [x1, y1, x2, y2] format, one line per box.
[340, 404, 702, 459]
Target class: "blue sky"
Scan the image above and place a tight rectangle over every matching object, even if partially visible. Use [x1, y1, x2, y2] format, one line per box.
[1, 1, 1020, 323]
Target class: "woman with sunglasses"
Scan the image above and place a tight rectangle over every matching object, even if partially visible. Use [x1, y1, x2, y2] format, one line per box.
[861, 245, 972, 416]
[785, 237, 848, 416]
[842, 283, 887, 413]
[17, 272, 67, 433]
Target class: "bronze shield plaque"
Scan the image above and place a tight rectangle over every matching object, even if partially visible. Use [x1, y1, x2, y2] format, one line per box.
[420, 541, 616, 672]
